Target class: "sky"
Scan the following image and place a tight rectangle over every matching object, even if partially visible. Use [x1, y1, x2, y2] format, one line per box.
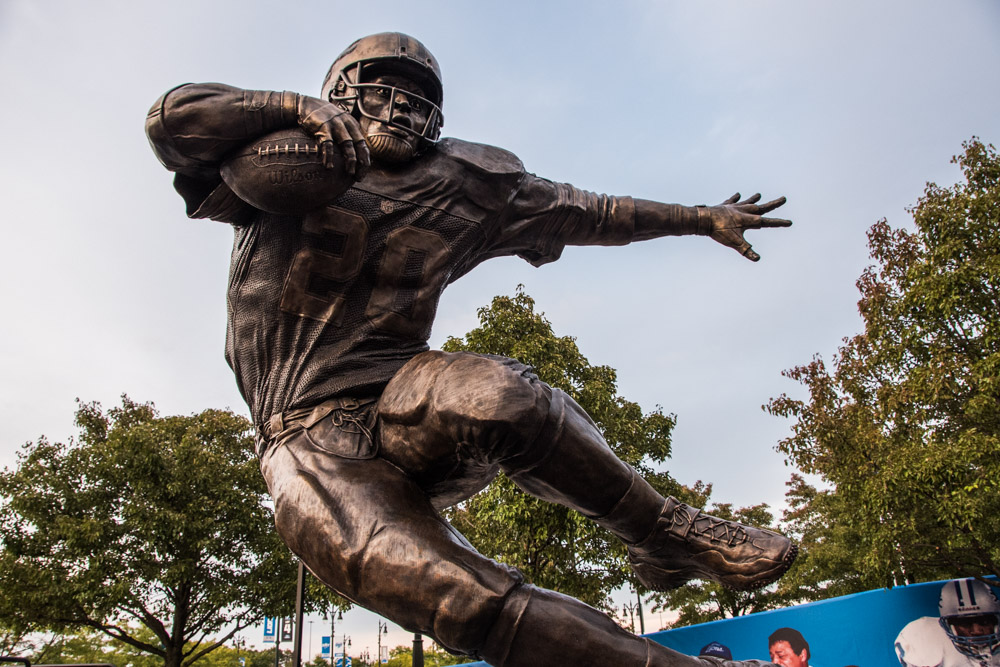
[1, 0, 999, 656]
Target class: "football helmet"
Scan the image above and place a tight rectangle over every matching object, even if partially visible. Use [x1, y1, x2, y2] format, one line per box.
[321, 32, 444, 147]
[938, 578, 1000, 659]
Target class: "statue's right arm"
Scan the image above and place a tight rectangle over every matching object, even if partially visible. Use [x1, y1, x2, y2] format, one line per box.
[146, 83, 369, 179]
[146, 84, 295, 176]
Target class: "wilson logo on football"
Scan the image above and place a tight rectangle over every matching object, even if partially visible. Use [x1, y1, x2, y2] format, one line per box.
[221, 128, 354, 214]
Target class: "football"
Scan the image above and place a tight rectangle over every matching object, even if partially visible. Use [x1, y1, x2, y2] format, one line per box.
[221, 128, 353, 214]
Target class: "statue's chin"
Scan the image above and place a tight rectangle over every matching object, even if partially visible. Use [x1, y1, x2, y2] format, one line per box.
[366, 133, 416, 164]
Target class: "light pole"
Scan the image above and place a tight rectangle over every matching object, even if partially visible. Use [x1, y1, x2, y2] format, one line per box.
[235, 636, 246, 667]
[412, 633, 423, 667]
[622, 599, 638, 634]
[634, 588, 646, 635]
[323, 607, 342, 667]
[341, 634, 351, 667]
[376, 620, 388, 665]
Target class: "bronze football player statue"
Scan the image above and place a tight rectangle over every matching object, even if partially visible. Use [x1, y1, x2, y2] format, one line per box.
[147, 33, 795, 667]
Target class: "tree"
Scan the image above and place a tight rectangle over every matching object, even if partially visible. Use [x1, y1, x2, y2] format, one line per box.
[385, 642, 468, 667]
[0, 396, 297, 667]
[773, 473, 882, 599]
[767, 138, 1000, 589]
[441, 287, 679, 611]
[646, 482, 805, 628]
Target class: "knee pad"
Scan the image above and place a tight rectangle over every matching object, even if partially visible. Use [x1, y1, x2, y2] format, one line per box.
[378, 351, 556, 481]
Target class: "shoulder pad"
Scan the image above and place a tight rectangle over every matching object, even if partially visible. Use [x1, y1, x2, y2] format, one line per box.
[356, 138, 525, 222]
[895, 617, 948, 667]
[433, 138, 524, 178]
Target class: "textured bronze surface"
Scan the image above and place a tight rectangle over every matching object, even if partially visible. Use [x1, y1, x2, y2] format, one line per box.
[146, 32, 793, 667]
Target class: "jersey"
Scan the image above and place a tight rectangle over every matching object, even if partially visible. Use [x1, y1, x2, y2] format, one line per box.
[896, 617, 1000, 667]
[147, 84, 636, 427]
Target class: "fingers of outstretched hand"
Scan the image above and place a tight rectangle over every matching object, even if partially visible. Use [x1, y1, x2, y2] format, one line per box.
[740, 243, 761, 262]
[716, 225, 760, 261]
[758, 216, 792, 228]
[755, 196, 787, 214]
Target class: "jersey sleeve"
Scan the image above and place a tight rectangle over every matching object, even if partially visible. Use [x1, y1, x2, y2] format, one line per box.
[146, 83, 281, 224]
[483, 173, 635, 267]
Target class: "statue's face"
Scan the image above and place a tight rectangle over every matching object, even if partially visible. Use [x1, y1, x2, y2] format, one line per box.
[357, 74, 431, 164]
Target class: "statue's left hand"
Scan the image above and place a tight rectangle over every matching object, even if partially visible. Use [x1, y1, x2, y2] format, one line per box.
[703, 193, 791, 262]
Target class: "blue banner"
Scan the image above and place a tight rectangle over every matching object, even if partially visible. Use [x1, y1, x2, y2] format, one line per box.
[453, 578, 1000, 667]
[645, 577, 1000, 667]
[321, 636, 331, 657]
[262, 616, 277, 644]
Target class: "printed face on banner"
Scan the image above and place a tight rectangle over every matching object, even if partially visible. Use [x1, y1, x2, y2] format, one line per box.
[770, 641, 808, 667]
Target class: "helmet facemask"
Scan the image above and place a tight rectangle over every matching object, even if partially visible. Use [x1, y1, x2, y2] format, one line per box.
[322, 33, 445, 161]
[940, 614, 1000, 659]
[336, 68, 443, 145]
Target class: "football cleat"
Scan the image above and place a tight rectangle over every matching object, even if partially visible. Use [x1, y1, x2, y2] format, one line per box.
[628, 497, 797, 591]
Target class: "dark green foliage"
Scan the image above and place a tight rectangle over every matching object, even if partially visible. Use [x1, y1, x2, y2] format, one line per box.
[441, 287, 678, 611]
[767, 139, 1000, 589]
[0, 397, 296, 667]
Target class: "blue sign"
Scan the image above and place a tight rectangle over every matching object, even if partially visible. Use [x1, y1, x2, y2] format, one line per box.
[642, 578, 990, 667]
[335, 659, 351, 667]
[448, 577, 1000, 667]
[321, 636, 331, 657]
[262, 617, 277, 644]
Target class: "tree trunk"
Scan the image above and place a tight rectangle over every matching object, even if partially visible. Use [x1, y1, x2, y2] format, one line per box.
[164, 643, 184, 667]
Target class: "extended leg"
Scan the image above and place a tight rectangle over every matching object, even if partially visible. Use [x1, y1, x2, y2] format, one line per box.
[482, 584, 775, 667]
[378, 350, 795, 591]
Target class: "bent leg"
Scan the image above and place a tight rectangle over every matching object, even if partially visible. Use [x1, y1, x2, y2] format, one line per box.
[378, 350, 795, 592]
[377, 350, 654, 523]
[260, 432, 521, 654]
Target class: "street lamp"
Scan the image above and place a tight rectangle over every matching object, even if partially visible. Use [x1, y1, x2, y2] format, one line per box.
[376, 620, 388, 665]
[323, 608, 343, 667]
[634, 588, 646, 634]
[235, 636, 246, 667]
[622, 599, 638, 634]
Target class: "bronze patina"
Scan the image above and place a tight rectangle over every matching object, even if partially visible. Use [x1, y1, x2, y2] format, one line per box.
[146, 32, 794, 667]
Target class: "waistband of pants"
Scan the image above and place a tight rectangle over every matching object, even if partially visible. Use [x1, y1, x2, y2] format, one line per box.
[256, 395, 378, 456]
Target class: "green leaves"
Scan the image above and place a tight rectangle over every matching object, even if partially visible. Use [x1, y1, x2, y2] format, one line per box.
[767, 138, 1000, 591]
[442, 286, 679, 611]
[0, 396, 299, 667]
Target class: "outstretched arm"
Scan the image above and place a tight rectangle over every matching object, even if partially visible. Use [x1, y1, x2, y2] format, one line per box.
[492, 174, 792, 267]
[633, 193, 792, 262]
